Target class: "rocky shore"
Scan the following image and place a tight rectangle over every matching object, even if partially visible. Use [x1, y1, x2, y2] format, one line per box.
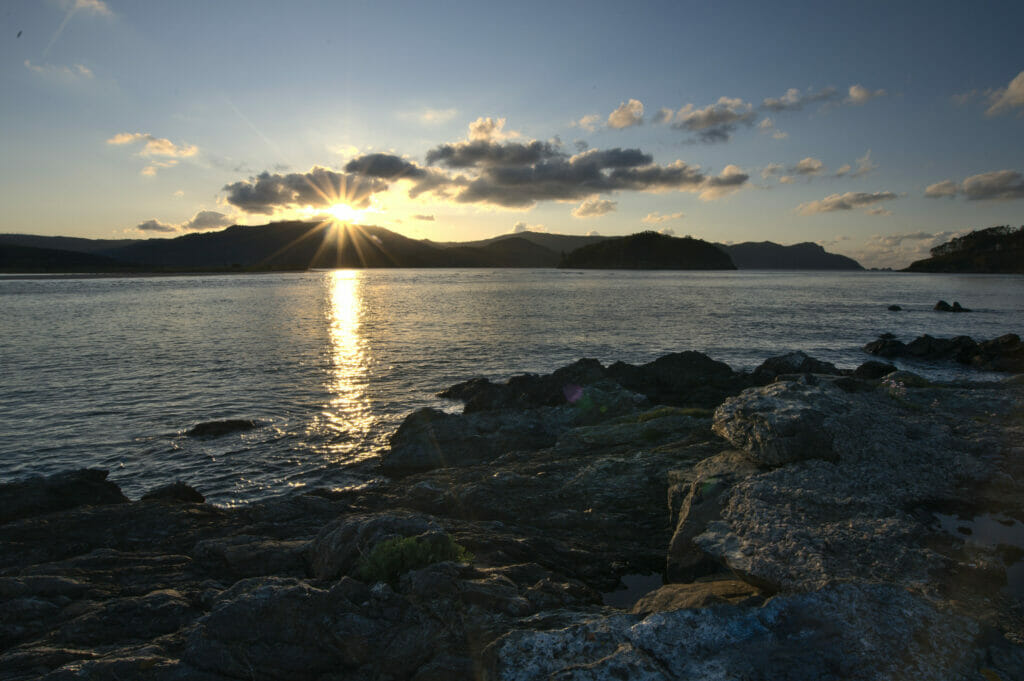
[2, 347, 1024, 680]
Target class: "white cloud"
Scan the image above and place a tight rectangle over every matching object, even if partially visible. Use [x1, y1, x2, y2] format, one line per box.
[761, 163, 783, 179]
[846, 84, 886, 105]
[68, 0, 111, 14]
[24, 60, 93, 81]
[797, 191, 899, 215]
[794, 157, 824, 176]
[641, 211, 684, 224]
[762, 86, 838, 111]
[574, 114, 601, 132]
[512, 221, 546, 233]
[986, 70, 1024, 117]
[468, 117, 519, 141]
[586, 230, 601, 237]
[107, 132, 198, 158]
[607, 99, 644, 129]
[834, 164, 852, 177]
[851, 149, 877, 177]
[699, 165, 748, 200]
[666, 97, 756, 143]
[571, 197, 617, 218]
[924, 170, 1024, 200]
[850, 230, 965, 269]
[865, 206, 892, 216]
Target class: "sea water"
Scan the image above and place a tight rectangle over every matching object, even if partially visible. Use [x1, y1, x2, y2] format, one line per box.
[1, 269, 1021, 504]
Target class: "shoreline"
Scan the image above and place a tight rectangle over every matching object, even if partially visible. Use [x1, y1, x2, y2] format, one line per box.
[2, 347, 1023, 679]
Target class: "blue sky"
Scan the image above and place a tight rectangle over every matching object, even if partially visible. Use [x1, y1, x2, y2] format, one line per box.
[2, 0, 1022, 267]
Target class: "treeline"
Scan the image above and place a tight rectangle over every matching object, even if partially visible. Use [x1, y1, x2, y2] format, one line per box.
[906, 225, 1024, 273]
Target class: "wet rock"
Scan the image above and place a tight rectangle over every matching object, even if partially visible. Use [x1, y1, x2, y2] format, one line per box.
[752, 351, 841, 383]
[185, 419, 259, 437]
[853, 360, 898, 379]
[0, 469, 128, 525]
[439, 358, 609, 412]
[864, 333, 1023, 372]
[608, 351, 746, 408]
[888, 304, 902, 311]
[141, 482, 205, 504]
[935, 299, 954, 311]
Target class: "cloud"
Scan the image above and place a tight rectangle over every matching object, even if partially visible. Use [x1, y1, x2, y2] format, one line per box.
[924, 180, 959, 198]
[223, 166, 389, 214]
[24, 60, 94, 81]
[924, 170, 1024, 200]
[761, 86, 838, 111]
[574, 114, 601, 132]
[607, 99, 644, 129]
[512, 221, 545, 233]
[641, 211, 684, 224]
[793, 157, 824, 176]
[699, 165, 749, 200]
[797, 191, 899, 215]
[67, 0, 111, 14]
[412, 214, 435, 221]
[571, 197, 617, 218]
[107, 132, 198, 158]
[663, 97, 756, 143]
[468, 117, 519, 141]
[173, 190, 184, 198]
[865, 206, 892, 216]
[986, 70, 1024, 117]
[404, 107, 458, 125]
[761, 163, 784, 179]
[652, 107, 673, 124]
[834, 164, 852, 177]
[131, 210, 234, 235]
[851, 150, 877, 177]
[846, 84, 887, 105]
[586, 230, 601, 237]
[850, 230, 965, 269]
[962, 170, 1024, 200]
[425, 139, 562, 168]
[344, 153, 427, 179]
[657, 227, 677, 236]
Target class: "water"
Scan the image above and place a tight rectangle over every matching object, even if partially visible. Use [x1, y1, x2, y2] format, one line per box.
[1, 269, 1022, 504]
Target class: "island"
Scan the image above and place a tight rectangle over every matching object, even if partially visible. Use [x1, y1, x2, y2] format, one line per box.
[558, 231, 737, 269]
[905, 225, 1024, 273]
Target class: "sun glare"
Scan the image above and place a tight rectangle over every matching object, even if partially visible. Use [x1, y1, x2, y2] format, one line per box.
[326, 202, 361, 224]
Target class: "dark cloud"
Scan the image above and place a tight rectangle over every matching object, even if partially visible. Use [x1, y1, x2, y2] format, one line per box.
[135, 219, 176, 233]
[344, 153, 426, 179]
[762, 87, 838, 111]
[425, 139, 562, 168]
[665, 97, 756, 143]
[223, 166, 388, 214]
[797, 191, 899, 215]
[570, 148, 653, 168]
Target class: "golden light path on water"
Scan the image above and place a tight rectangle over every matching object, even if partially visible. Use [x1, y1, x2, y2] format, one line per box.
[317, 269, 375, 462]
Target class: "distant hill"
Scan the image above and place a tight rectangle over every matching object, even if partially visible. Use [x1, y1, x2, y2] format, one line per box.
[904, 225, 1024, 273]
[718, 241, 862, 270]
[0, 244, 135, 273]
[0, 223, 864, 273]
[559, 231, 736, 270]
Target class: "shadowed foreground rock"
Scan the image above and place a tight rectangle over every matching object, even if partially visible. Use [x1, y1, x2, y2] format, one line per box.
[1, 348, 1023, 680]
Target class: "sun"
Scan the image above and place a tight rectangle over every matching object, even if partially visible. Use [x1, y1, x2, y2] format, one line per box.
[326, 202, 362, 224]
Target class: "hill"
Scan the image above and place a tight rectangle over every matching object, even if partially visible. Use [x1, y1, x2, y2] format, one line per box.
[0, 244, 136, 273]
[719, 241, 862, 270]
[904, 225, 1024, 273]
[558, 231, 736, 270]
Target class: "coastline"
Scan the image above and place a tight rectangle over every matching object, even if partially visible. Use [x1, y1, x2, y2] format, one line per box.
[2, 348, 1023, 679]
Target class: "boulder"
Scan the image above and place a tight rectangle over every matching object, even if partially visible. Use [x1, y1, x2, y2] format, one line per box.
[141, 481, 205, 504]
[309, 511, 442, 579]
[752, 351, 841, 383]
[185, 419, 259, 437]
[853, 360, 898, 379]
[888, 304, 902, 311]
[0, 469, 128, 525]
[711, 377, 851, 466]
[863, 336, 907, 358]
[607, 351, 745, 408]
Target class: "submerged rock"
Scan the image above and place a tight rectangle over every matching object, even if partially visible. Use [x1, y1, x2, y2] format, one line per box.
[185, 418, 260, 437]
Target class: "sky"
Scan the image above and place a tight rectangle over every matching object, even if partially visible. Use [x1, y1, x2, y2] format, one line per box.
[1, 0, 1022, 268]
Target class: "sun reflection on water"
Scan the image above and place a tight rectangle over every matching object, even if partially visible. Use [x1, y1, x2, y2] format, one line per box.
[319, 269, 374, 461]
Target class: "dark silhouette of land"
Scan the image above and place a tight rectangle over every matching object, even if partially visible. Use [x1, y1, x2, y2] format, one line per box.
[0, 221, 867, 273]
[904, 225, 1024, 273]
[558, 231, 736, 269]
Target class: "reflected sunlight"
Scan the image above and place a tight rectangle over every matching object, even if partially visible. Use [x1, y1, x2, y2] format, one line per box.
[319, 270, 374, 460]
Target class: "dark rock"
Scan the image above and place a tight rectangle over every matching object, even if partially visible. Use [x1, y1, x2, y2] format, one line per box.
[309, 511, 441, 579]
[185, 419, 259, 437]
[935, 299, 954, 311]
[888, 304, 902, 311]
[853, 360, 898, 379]
[439, 358, 608, 413]
[192, 535, 309, 579]
[752, 351, 841, 383]
[608, 351, 746, 408]
[141, 481, 205, 504]
[0, 469, 128, 525]
[952, 301, 970, 312]
[863, 337, 907, 358]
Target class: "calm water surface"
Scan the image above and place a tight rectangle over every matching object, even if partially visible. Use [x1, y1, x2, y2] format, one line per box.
[1, 269, 1021, 503]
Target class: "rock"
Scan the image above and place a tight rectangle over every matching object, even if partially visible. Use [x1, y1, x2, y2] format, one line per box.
[888, 304, 902, 311]
[0, 469, 128, 525]
[864, 333, 1023, 373]
[953, 301, 970, 312]
[752, 351, 841, 383]
[485, 583, 987, 681]
[439, 358, 609, 413]
[935, 299, 954, 311]
[666, 451, 759, 583]
[185, 419, 259, 437]
[607, 351, 746, 408]
[192, 535, 309, 579]
[853, 360, 897, 379]
[863, 336, 907, 358]
[309, 511, 441, 579]
[630, 579, 762, 615]
[141, 481, 205, 504]
[711, 377, 851, 466]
